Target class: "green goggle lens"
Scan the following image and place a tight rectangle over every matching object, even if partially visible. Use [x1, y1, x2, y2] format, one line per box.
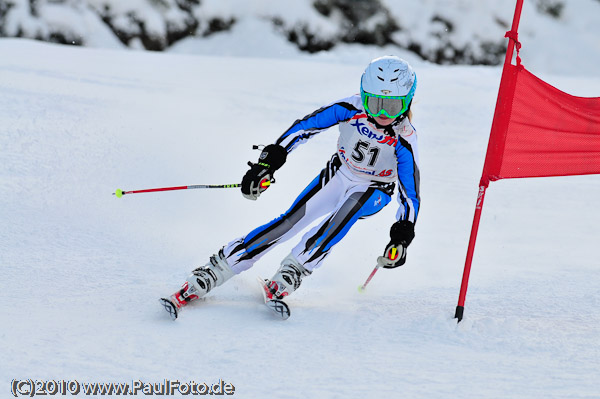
[363, 94, 408, 118]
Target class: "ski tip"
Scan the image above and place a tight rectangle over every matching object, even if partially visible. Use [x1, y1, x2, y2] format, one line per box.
[266, 299, 291, 320]
[159, 298, 178, 320]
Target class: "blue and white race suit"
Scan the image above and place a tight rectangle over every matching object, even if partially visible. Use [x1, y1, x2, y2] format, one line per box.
[224, 94, 420, 272]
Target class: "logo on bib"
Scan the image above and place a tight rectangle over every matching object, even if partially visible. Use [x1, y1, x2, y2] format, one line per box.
[350, 119, 397, 147]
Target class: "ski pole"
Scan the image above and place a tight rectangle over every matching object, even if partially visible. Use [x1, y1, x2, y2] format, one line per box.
[113, 183, 241, 198]
[358, 264, 381, 292]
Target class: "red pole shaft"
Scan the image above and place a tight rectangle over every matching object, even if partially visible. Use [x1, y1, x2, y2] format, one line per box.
[454, 0, 524, 322]
[124, 186, 188, 195]
[360, 265, 380, 291]
[455, 185, 487, 321]
[115, 184, 241, 197]
[504, 0, 524, 67]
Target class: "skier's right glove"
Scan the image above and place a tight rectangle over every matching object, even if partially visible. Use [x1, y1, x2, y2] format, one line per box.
[377, 220, 415, 269]
[241, 144, 287, 200]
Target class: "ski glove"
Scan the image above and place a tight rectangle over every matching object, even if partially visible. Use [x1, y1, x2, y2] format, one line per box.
[241, 144, 287, 200]
[377, 220, 415, 269]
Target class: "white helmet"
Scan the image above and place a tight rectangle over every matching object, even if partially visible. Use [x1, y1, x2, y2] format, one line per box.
[360, 56, 417, 118]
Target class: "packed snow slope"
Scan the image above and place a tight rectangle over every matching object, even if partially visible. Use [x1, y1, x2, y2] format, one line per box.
[1, 39, 599, 398]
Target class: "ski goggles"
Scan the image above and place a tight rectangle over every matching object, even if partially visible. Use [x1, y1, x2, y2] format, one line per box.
[362, 92, 411, 119]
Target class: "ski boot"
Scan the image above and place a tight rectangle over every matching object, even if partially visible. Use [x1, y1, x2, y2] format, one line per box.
[264, 253, 311, 300]
[160, 249, 235, 319]
[257, 254, 311, 320]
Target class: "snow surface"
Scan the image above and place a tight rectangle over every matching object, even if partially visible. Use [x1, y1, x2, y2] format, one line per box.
[1, 38, 599, 398]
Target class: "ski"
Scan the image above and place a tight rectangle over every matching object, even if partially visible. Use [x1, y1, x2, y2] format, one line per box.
[265, 299, 291, 320]
[257, 277, 291, 320]
[159, 297, 179, 320]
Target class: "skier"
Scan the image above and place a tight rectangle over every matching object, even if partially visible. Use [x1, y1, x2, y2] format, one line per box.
[161, 55, 420, 319]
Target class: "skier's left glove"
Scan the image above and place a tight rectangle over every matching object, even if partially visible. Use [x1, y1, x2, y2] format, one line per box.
[241, 144, 287, 200]
[377, 220, 415, 269]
